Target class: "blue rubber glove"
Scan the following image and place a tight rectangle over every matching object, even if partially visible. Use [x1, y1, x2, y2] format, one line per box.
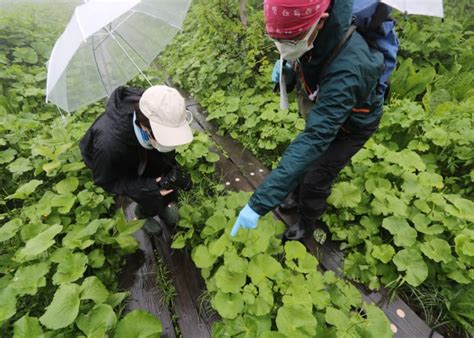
[271, 59, 293, 84]
[231, 204, 260, 237]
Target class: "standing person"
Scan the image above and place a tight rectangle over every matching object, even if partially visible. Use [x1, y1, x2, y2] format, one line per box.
[80, 85, 194, 232]
[232, 0, 390, 239]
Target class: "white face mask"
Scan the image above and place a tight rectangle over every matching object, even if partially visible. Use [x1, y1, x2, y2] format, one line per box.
[143, 127, 177, 153]
[149, 137, 176, 153]
[273, 20, 320, 60]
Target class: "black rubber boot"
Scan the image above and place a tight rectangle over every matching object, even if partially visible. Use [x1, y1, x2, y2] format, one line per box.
[283, 219, 313, 241]
[160, 203, 180, 226]
[134, 204, 162, 236]
[143, 218, 162, 235]
[134, 204, 147, 219]
[279, 192, 298, 212]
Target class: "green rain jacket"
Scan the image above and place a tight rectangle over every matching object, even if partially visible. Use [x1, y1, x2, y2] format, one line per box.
[249, 0, 385, 216]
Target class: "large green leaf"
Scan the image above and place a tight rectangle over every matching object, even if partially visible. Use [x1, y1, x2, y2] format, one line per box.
[215, 266, 246, 294]
[276, 304, 317, 337]
[325, 307, 350, 331]
[285, 241, 307, 260]
[361, 303, 392, 338]
[7, 157, 33, 174]
[386, 149, 426, 172]
[52, 251, 88, 285]
[284, 241, 318, 273]
[420, 238, 453, 263]
[212, 291, 244, 319]
[39, 283, 81, 330]
[15, 224, 63, 262]
[445, 195, 474, 222]
[0, 149, 17, 164]
[371, 244, 395, 264]
[76, 304, 117, 337]
[6, 180, 43, 200]
[454, 230, 474, 265]
[50, 193, 76, 214]
[247, 253, 282, 284]
[328, 182, 361, 208]
[382, 216, 417, 247]
[208, 233, 230, 257]
[202, 214, 227, 237]
[12, 261, 50, 296]
[54, 177, 79, 194]
[0, 218, 22, 242]
[224, 251, 248, 274]
[247, 281, 274, 316]
[412, 213, 444, 235]
[13, 316, 44, 338]
[393, 249, 428, 287]
[80, 276, 109, 304]
[62, 220, 101, 249]
[88, 248, 106, 268]
[0, 287, 17, 322]
[192, 244, 217, 269]
[106, 292, 129, 308]
[114, 310, 162, 338]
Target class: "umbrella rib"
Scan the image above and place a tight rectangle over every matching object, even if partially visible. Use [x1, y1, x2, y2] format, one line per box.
[113, 30, 149, 68]
[108, 11, 135, 34]
[92, 34, 110, 95]
[74, 8, 87, 42]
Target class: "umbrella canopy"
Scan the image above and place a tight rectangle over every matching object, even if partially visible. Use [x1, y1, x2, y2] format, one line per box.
[46, 0, 191, 112]
[381, 0, 444, 18]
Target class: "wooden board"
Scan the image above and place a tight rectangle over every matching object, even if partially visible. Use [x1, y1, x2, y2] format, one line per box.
[152, 219, 217, 338]
[118, 199, 177, 338]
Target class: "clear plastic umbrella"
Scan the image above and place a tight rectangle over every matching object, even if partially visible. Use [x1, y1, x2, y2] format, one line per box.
[46, 0, 191, 113]
[381, 0, 444, 18]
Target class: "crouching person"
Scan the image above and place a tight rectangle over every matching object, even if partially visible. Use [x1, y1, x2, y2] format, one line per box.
[79, 85, 194, 233]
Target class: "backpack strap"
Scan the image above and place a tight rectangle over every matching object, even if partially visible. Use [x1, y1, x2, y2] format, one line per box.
[316, 24, 357, 84]
[368, 3, 392, 33]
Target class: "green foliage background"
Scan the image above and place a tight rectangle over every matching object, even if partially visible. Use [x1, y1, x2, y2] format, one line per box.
[0, 3, 162, 336]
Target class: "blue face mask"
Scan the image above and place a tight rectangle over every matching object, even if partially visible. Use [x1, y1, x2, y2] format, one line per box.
[133, 112, 153, 149]
[133, 112, 177, 153]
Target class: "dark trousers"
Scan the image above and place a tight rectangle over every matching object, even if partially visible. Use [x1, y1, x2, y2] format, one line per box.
[132, 149, 178, 218]
[133, 191, 178, 218]
[297, 121, 379, 226]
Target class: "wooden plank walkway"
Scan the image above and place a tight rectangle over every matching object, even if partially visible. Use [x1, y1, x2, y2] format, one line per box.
[117, 198, 177, 338]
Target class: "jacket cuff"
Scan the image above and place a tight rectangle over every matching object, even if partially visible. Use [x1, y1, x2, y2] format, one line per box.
[248, 198, 268, 217]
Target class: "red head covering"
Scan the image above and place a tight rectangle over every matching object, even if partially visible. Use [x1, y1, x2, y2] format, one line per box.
[264, 0, 331, 39]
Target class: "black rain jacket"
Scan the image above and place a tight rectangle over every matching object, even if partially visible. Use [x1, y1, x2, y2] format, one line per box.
[79, 86, 176, 200]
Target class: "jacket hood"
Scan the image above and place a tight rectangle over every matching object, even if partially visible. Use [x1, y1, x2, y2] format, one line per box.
[105, 86, 144, 145]
[304, 0, 353, 67]
[106, 86, 144, 121]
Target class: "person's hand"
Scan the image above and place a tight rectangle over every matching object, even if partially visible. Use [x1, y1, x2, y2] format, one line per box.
[156, 177, 173, 196]
[231, 204, 260, 237]
[271, 59, 293, 84]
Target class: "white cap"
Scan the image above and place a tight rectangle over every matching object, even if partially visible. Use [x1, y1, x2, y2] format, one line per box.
[139, 85, 193, 147]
